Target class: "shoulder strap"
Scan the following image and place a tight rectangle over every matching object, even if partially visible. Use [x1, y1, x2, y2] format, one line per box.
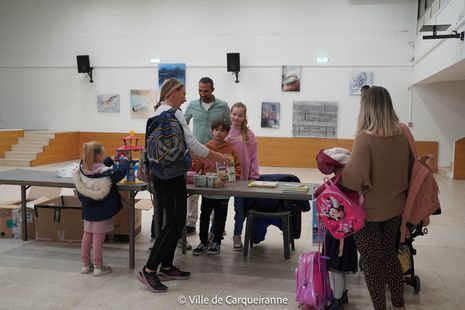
[145, 117, 159, 147]
[399, 123, 418, 158]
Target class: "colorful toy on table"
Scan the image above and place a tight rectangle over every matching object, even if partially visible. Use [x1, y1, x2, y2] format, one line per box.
[115, 130, 144, 183]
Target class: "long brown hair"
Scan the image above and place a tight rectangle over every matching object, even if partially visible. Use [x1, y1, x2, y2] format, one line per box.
[154, 78, 185, 110]
[231, 102, 250, 143]
[82, 141, 104, 171]
[357, 86, 401, 137]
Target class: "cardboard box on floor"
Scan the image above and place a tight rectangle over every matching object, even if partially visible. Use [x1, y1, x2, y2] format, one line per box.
[0, 186, 61, 240]
[111, 191, 153, 238]
[34, 196, 83, 242]
[34, 193, 153, 242]
[0, 186, 61, 207]
[0, 197, 51, 239]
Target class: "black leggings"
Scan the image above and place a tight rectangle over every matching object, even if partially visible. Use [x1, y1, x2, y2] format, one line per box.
[354, 215, 404, 310]
[146, 176, 186, 270]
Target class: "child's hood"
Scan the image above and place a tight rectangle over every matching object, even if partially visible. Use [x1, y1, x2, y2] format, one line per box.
[205, 140, 233, 153]
[73, 163, 113, 200]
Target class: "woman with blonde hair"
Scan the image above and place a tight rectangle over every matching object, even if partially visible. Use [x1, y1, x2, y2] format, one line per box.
[341, 86, 411, 310]
[138, 78, 227, 293]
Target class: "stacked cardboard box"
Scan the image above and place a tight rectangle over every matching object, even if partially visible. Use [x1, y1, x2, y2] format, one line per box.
[34, 192, 153, 243]
[34, 195, 84, 242]
[0, 187, 61, 239]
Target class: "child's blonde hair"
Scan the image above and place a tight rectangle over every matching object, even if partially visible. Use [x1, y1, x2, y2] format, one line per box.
[82, 141, 104, 171]
[231, 102, 250, 143]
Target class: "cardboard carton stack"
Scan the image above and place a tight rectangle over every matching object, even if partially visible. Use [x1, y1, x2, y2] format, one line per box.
[0, 187, 61, 239]
[0, 187, 153, 243]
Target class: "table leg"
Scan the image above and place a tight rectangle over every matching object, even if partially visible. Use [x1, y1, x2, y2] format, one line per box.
[21, 185, 27, 241]
[182, 226, 187, 254]
[129, 190, 135, 269]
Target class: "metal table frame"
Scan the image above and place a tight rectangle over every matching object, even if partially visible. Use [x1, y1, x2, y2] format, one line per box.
[0, 169, 147, 269]
[0, 170, 315, 269]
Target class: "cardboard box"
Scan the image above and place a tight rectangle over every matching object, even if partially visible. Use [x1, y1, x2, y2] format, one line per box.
[34, 193, 153, 243]
[0, 197, 50, 239]
[1, 187, 62, 206]
[0, 206, 17, 238]
[34, 196, 83, 242]
[111, 192, 153, 238]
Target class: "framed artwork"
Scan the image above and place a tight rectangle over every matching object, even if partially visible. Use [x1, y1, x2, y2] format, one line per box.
[97, 95, 120, 113]
[282, 65, 301, 92]
[293, 101, 338, 138]
[349, 71, 374, 95]
[130, 90, 157, 117]
[158, 63, 186, 88]
[261, 102, 280, 129]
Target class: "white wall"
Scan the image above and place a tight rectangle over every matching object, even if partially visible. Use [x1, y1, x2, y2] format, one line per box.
[410, 0, 465, 167]
[413, 0, 465, 83]
[411, 80, 465, 167]
[0, 0, 416, 138]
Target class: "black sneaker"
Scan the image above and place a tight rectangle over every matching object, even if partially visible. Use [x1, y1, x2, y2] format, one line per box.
[158, 266, 190, 281]
[137, 268, 168, 293]
[207, 242, 221, 255]
[186, 226, 196, 236]
[193, 243, 209, 256]
[325, 298, 342, 310]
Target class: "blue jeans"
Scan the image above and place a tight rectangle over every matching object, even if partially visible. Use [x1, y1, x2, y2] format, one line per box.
[233, 197, 245, 236]
[210, 197, 246, 236]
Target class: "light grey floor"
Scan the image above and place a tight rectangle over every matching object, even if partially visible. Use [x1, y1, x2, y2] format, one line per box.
[0, 162, 463, 310]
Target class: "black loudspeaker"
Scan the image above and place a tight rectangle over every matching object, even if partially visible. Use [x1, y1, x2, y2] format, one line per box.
[76, 55, 91, 73]
[227, 53, 240, 72]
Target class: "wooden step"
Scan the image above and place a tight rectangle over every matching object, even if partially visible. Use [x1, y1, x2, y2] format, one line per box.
[11, 144, 44, 153]
[18, 137, 50, 146]
[0, 158, 31, 167]
[23, 131, 55, 139]
[4, 151, 37, 160]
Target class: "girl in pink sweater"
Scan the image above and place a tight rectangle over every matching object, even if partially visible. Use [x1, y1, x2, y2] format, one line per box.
[227, 102, 260, 250]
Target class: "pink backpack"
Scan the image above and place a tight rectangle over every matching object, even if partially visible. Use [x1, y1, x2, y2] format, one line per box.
[315, 174, 366, 239]
[296, 225, 333, 309]
[399, 123, 441, 242]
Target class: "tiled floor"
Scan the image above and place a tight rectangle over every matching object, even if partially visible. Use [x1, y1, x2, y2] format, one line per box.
[0, 162, 463, 310]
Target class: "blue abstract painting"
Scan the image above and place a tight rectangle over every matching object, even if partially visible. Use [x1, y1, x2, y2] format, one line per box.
[349, 71, 373, 95]
[158, 63, 186, 88]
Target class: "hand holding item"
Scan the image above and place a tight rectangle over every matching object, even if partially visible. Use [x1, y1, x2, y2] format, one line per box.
[207, 150, 230, 165]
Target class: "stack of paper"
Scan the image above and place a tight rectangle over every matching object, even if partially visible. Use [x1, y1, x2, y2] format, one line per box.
[281, 183, 310, 193]
[248, 181, 279, 188]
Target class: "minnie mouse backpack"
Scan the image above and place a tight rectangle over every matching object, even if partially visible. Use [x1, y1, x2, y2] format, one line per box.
[315, 174, 366, 239]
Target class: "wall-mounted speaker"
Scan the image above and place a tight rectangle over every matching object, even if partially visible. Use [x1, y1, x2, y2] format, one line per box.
[227, 53, 240, 72]
[76, 55, 91, 73]
[76, 55, 94, 82]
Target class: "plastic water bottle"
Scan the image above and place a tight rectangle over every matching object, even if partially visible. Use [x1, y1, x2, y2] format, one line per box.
[134, 163, 139, 180]
[127, 161, 135, 182]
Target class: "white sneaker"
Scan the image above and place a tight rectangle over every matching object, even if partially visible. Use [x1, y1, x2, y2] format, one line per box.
[233, 235, 243, 251]
[81, 264, 94, 274]
[93, 265, 112, 277]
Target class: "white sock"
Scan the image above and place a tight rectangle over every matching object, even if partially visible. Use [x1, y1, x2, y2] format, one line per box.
[331, 271, 346, 299]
